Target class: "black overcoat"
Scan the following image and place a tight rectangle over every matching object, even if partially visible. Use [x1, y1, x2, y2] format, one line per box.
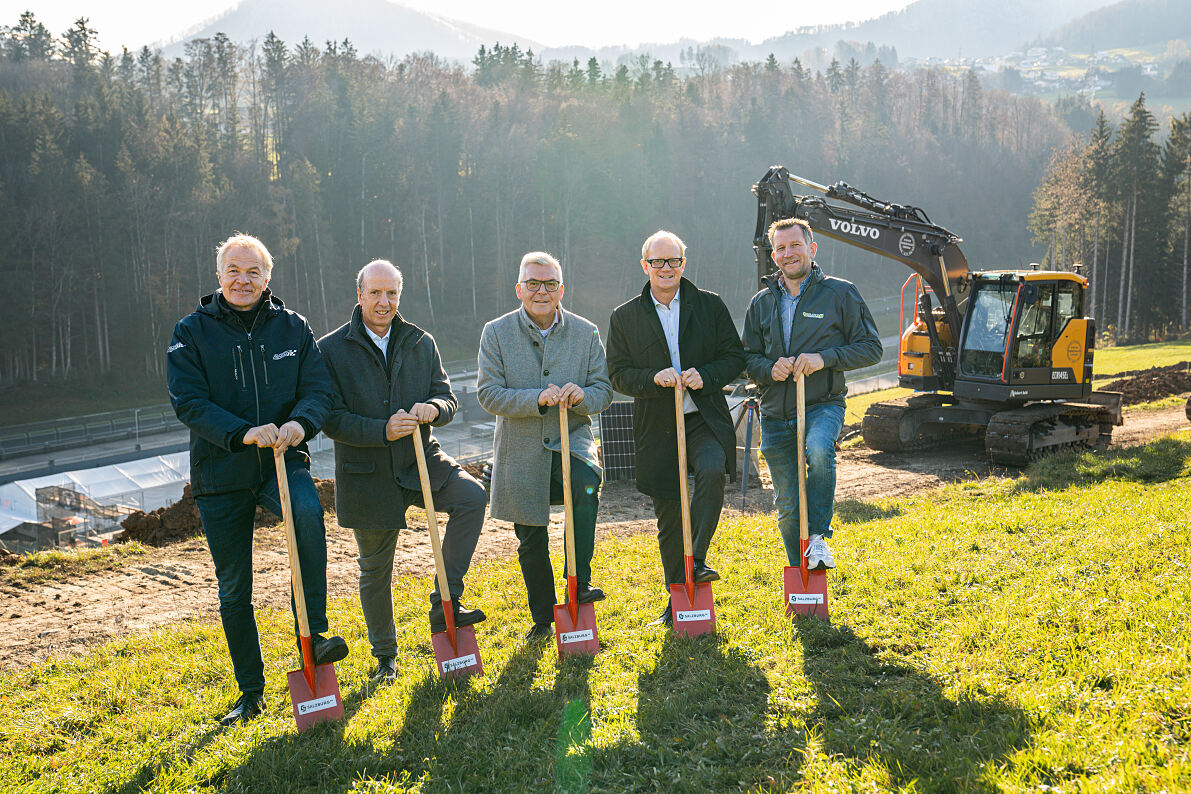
[317, 306, 459, 531]
[606, 278, 746, 500]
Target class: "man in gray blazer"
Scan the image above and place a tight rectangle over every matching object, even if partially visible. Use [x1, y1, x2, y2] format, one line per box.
[477, 252, 613, 642]
[318, 260, 487, 682]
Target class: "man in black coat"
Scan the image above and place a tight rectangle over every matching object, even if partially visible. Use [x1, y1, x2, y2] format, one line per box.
[317, 260, 487, 681]
[606, 230, 746, 627]
[167, 233, 347, 726]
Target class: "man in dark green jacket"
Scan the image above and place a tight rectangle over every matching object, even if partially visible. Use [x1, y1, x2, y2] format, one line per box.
[741, 218, 881, 571]
[318, 260, 487, 681]
[607, 230, 746, 628]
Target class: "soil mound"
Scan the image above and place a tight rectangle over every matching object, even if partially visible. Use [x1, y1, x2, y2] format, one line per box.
[118, 478, 337, 546]
[1104, 362, 1191, 406]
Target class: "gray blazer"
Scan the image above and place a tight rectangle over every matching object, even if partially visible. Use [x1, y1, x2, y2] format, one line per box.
[477, 307, 612, 525]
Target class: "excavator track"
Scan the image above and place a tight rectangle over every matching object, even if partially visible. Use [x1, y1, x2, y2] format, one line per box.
[984, 404, 1104, 466]
[862, 394, 982, 452]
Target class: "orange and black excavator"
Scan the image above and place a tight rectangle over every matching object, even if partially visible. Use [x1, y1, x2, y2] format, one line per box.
[752, 165, 1123, 465]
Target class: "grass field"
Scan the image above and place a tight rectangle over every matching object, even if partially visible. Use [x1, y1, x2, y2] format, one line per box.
[2, 431, 1189, 792]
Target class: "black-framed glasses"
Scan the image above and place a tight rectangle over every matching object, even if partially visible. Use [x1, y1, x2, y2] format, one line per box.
[646, 257, 685, 269]
[521, 279, 561, 293]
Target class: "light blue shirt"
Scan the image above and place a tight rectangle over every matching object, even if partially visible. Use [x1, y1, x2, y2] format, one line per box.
[364, 324, 390, 358]
[779, 272, 813, 355]
[652, 290, 697, 414]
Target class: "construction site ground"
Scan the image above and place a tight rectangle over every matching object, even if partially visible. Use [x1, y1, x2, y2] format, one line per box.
[1, 396, 1187, 672]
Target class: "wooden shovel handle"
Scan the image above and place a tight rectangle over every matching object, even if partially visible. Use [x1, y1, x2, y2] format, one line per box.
[559, 405, 577, 579]
[674, 386, 693, 558]
[275, 449, 312, 640]
[411, 425, 452, 602]
[796, 373, 808, 542]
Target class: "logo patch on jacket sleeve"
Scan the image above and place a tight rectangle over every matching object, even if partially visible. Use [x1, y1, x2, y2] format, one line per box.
[167, 341, 185, 353]
[801, 312, 825, 319]
[273, 349, 298, 360]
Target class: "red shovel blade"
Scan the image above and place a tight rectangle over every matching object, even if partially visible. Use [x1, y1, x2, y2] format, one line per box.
[554, 601, 600, 655]
[287, 663, 344, 732]
[669, 582, 716, 636]
[784, 565, 830, 619]
[431, 625, 484, 680]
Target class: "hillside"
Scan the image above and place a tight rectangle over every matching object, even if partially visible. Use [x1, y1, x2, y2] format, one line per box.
[759, 0, 1119, 61]
[162, 0, 540, 61]
[1038, 0, 1191, 52]
[1, 431, 1189, 790]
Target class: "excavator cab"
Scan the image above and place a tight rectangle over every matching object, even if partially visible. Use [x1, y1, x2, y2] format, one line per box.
[954, 273, 1093, 403]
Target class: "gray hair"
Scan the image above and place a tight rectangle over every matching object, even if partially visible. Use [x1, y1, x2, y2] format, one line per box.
[518, 251, 563, 282]
[216, 233, 273, 274]
[640, 230, 687, 259]
[356, 259, 404, 294]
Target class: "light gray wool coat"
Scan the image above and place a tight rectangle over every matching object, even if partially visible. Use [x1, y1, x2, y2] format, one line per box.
[477, 306, 612, 525]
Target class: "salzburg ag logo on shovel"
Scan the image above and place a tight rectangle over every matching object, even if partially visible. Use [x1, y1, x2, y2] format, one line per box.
[441, 654, 478, 673]
[296, 694, 339, 715]
[676, 609, 712, 621]
[789, 593, 825, 605]
[829, 218, 880, 239]
[560, 629, 595, 644]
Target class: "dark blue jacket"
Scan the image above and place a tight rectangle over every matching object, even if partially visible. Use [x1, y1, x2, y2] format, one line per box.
[166, 289, 334, 496]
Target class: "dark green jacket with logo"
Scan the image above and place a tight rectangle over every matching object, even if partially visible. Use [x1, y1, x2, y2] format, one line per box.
[741, 266, 882, 418]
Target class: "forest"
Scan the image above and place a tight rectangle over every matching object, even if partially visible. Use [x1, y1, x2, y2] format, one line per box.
[0, 12, 1181, 400]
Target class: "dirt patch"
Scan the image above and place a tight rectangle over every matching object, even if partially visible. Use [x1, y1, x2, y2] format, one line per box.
[1, 404, 1187, 670]
[1103, 361, 1191, 405]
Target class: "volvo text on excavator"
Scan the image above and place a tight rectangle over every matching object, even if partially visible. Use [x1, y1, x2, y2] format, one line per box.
[751, 165, 1124, 465]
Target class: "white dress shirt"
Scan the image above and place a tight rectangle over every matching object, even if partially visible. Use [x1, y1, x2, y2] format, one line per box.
[365, 324, 390, 358]
[651, 290, 697, 414]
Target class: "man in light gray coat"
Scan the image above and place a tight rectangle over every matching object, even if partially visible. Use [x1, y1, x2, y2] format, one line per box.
[318, 260, 487, 682]
[477, 251, 613, 642]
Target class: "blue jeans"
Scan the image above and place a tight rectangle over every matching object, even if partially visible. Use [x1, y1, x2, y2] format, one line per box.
[195, 460, 329, 696]
[760, 403, 845, 567]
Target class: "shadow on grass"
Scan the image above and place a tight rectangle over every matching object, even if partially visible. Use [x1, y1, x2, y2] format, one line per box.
[217, 639, 596, 792]
[795, 618, 1030, 792]
[1014, 436, 1191, 493]
[585, 632, 774, 792]
[835, 499, 904, 524]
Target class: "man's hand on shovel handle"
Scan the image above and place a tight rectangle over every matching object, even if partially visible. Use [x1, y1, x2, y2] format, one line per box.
[244, 420, 304, 453]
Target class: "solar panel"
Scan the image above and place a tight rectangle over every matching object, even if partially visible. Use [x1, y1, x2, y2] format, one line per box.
[598, 401, 636, 482]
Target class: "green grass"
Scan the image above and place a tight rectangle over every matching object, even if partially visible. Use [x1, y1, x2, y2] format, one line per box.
[2, 543, 147, 587]
[1093, 339, 1191, 378]
[2, 433, 1191, 791]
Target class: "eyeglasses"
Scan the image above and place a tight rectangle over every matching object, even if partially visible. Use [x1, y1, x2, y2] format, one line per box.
[646, 257, 685, 269]
[521, 279, 561, 293]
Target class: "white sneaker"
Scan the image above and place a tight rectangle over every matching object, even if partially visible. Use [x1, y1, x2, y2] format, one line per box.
[805, 534, 835, 570]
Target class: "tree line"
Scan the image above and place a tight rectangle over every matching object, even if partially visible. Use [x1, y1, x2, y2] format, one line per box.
[1029, 94, 1191, 341]
[1, 13, 1075, 396]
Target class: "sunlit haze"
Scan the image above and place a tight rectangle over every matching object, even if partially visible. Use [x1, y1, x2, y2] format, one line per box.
[1, 0, 914, 53]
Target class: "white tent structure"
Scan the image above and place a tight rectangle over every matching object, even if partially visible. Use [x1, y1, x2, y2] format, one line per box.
[0, 453, 190, 541]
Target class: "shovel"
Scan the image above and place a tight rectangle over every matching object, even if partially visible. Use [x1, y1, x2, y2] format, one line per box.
[274, 449, 345, 731]
[784, 373, 829, 620]
[411, 423, 484, 680]
[740, 393, 758, 509]
[554, 404, 600, 655]
[669, 385, 716, 636]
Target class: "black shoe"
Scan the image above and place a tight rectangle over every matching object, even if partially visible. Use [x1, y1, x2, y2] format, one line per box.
[220, 692, 264, 726]
[525, 622, 553, 642]
[693, 563, 720, 584]
[429, 601, 487, 633]
[648, 605, 673, 628]
[370, 656, 397, 682]
[310, 634, 349, 666]
[576, 585, 605, 604]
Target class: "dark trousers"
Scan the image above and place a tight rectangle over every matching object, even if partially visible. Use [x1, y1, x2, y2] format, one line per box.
[651, 411, 725, 588]
[352, 466, 487, 659]
[195, 460, 328, 696]
[513, 452, 601, 625]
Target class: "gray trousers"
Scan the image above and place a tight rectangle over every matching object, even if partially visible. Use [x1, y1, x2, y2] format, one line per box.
[651, 411, 726, 589]
[352, 466, 487, 659]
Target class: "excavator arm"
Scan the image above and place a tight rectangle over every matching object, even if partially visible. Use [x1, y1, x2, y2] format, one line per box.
[752, 166, 973, 383]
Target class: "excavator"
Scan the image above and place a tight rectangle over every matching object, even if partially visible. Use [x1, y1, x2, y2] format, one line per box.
[751, 165, 1124, 465]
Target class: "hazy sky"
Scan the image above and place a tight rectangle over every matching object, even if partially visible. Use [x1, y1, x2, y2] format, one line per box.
[1, 0, 914, 52]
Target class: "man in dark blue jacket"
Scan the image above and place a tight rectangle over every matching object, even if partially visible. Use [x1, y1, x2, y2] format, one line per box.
[742, 218, 881, 572]
[167, 233, 347, 726]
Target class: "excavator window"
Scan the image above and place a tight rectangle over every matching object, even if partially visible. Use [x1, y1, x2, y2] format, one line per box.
[1013, 284, 1055, 368]
[958, 282, 1016, 378]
